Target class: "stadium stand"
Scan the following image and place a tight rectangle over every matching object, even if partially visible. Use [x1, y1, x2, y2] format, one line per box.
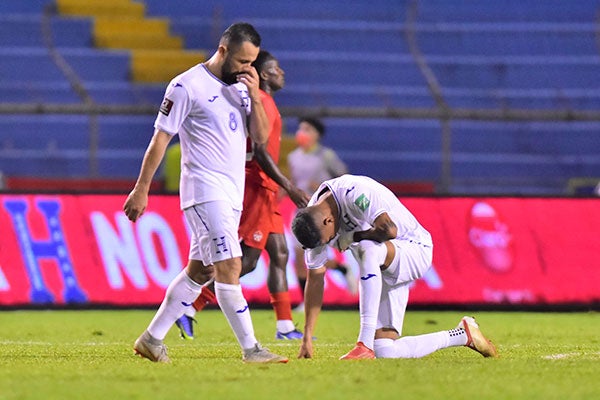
[0, 0, 598, 194]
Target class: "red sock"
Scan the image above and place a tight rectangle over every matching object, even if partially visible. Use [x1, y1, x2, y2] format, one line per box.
[193, 286, 216, 311]
[270, 291, 293, 321]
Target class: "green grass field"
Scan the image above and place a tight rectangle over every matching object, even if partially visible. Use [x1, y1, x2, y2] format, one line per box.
[1, 309, 599, 400]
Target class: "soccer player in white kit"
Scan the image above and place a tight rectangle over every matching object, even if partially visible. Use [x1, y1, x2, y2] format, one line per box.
[291, 174, 498, 360]
[123, 22, 287, 363]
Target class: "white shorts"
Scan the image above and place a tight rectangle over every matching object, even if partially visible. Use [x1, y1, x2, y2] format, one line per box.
[377, 239, 433, 334]
[184, 201, 243, 265]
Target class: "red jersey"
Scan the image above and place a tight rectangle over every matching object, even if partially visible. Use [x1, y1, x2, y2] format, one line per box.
[245, 89, 281, 192]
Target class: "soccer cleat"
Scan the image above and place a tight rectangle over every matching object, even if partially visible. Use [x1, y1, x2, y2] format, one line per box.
[175, 315, 196, 340]
[276, 328, 304, 340]
[242, 344, 289, 364]
[339, 342, 375, 360]
[457, 316, 498, 358]
[133, 331, 170, 363]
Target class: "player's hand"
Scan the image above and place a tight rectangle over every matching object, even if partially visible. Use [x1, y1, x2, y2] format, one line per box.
[335, 230, 354, 252]
[237, 66, 260, 99]
[123, 188, 148, 222]
[288, 186, 310, 209]
[298, 338, 314, 359]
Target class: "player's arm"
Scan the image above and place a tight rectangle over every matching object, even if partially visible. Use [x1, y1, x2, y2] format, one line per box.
[239, 66, 269, 145]
[253, 143, 309, 208]
[353, 212, 397, 243]
[298, 265, 326, 359]
[123, 129, 172, 222]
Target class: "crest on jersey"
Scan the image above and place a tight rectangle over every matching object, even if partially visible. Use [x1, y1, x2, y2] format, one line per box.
[354, 194, 370, 211]
[159, 98, 174, 116]
[252, 230, 263, 243]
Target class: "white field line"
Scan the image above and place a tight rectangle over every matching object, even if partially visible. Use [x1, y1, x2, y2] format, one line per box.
[542, 352, 600, 360]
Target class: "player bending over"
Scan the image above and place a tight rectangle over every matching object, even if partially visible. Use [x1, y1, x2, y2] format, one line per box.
[291, 174, 499, 359]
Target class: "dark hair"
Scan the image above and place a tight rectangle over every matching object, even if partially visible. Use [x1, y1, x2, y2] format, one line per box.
[299, 117, 325, 137]
[291, 209, 322, 249]
[252, 50, 276, 75]
[220, 22, 261, 49]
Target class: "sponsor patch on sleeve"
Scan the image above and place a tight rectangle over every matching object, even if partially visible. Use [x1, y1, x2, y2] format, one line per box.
[354, 194, 371, 211]
[159, 98, 174, 116]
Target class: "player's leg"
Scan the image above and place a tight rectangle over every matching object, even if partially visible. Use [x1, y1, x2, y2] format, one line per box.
[265, 233, 302, 339]
[197, 201, 286, 363]
[373, 240, 497, 358]
[373, 281, 464, 358]
[134, 258, 213, 361]
[374, 314, 497, 358]
[372, 240, 451, 358]
[134, 203, 223, 360]
[339, 240, 387, 360]
[172, 213, 218, 340]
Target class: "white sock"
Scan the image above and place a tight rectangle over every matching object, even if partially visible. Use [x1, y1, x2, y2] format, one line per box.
[448, 327, 469, 346]
[147, 270, 202, 340]
[276, 319, 295, 333]
[374, 329, 467, 358]
[214, 281, 257, 350]
[352, 241, 386, 350]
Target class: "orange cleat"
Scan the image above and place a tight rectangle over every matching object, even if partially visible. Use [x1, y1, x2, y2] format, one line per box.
[457, 316, 498, 358]
[339, 342, 375, 360]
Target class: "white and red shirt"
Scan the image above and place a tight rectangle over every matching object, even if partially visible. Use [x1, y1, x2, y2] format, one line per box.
[155, 64, 251, 210]
[304, 174, 433, 269]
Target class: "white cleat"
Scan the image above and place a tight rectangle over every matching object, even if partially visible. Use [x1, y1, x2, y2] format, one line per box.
[242, 344, 288, 364]
[133, 331, 171, 363]
[457, 316, 498, 358]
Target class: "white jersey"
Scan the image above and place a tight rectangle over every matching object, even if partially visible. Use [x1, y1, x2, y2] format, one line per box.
[154, 64, 251, 210]
[305, 174, 433, 269]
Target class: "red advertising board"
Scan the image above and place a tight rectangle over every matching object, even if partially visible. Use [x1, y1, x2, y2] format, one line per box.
[0, 194, 599, 307]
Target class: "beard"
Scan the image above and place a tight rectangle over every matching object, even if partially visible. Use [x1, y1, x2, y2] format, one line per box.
[221, 57, 239, 85]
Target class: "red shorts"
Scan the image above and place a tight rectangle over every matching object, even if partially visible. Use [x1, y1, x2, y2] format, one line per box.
[238, 182, 283, 250]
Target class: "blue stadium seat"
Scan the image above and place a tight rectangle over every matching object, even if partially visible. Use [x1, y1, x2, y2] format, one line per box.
[144, 0, 406, 21]
[0, 0, 52, 14]
[0, 115, 91, 177]
[418, 0, 600, 23]
[416, 26, 598, 56]
[283, 117, 443, 182]
[1, 0, 598, 195]
[0, 15, 92, 47]
[61, 48, 131, 83]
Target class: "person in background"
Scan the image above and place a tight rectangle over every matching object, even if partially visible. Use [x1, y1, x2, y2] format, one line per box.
[287, 117, 355, 311]
[162, 140, 181, 194]
[175, 50, 310, 340]
[291, 174, 498, 360]
[123, 22, 287, 364]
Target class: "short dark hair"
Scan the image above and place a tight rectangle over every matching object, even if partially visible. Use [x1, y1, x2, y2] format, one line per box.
[291, 208, 322, 249]
[299, 117, 325, 138]
[252, 50, 275, 75]
[220, 22, 261, 49]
